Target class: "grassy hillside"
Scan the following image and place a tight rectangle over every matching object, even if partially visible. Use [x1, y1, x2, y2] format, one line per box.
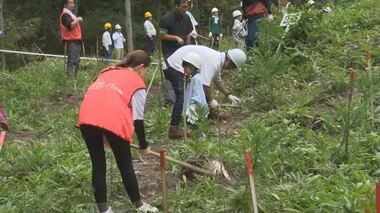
[0, 0, 379, 212]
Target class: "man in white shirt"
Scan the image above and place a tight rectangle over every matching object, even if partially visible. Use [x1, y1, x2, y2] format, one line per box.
[144, 12, 157, 55]
[112, 24, 126, 60]
[165, 45, 246, 137]
[102, 23, 113, 59]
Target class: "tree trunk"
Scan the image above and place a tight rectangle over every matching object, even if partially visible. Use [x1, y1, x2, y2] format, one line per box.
[0, 0, 5, 71]
[125, 0, 133, 52]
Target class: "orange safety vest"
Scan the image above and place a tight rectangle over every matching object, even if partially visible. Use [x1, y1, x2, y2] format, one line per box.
[60, 9, 82, 41]
[78, 67, 146, 142]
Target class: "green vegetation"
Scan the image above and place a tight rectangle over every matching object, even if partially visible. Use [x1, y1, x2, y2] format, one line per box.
[1, 0, 379, 212]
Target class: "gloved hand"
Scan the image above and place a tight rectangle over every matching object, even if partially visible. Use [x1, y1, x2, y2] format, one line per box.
[208, 32, 213, 38]
[190, 31, 198, 39]
[219, 33, 223, 39]
[267, 14, 274, 21]
[228, 95, 241, 105]
[209, 99, 220, 109]
[186, 104, 199, 124]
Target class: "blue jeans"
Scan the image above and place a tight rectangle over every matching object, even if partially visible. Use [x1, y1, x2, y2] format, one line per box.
[246, 16, 260, 48]
[163, 67, 184, 126]
[103, 47, 112, 60]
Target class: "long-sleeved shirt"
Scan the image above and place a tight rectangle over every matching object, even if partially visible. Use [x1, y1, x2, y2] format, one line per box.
[112, 31, 125, 49]
[208, 15, 222, 34]
[183, 73, 208, 116]
[102, 31, 112, 50]
[144, 20, 157, 37]
[232, 19, 246, 39]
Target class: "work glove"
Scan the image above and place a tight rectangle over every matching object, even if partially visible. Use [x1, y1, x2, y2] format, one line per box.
[190, 31, 198, 39]
[209, 99, 220, 109]
[267, 14, 274, 21]
[228, 95, 241, 105]
[219, 33, 223, 39]
[186, 104, 199, 124]
[208, 32, 213, 38]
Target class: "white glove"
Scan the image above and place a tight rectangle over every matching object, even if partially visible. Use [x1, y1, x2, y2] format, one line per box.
[219, 33, 223, 39]
[190, 31, 198, 39]
[267, 14, 274, 21]
[186, 104, 199, 124]
[208, 32, 213, 38]
[228, 95, 241, 105]
[209, 99, 220, 109]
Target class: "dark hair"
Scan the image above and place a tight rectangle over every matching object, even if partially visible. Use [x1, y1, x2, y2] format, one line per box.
[182, 61, 198, 73]
[121, 50, 150, 68]
[174, 0, 188, 6]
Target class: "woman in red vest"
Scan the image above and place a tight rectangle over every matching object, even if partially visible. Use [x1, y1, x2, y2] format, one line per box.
[78, 50, 158, 213]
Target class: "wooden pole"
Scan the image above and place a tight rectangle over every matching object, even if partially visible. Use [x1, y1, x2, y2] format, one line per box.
[367, 51, 374, 128]
[160, 151, 169, 213]
[130, 143, 214, 176]
[245, 150, 258, 213]
[146, 63, 160, 96]
[125, 0, 133, 51]
[0, 0, 5, 71]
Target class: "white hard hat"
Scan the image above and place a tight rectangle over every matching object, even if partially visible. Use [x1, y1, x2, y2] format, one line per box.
[115, 24, 122, 30]
[227, 49, 246, 70]
[182, 52, 203, 70]
[232, 10, 242, 18]
[211, 7, 218, 13]
[322, 7, 332, 13]
[307, 0, 315, 6]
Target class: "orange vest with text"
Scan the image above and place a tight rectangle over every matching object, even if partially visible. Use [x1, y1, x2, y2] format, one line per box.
[60, 10, 82, 41]
[78, 67, 146, 142]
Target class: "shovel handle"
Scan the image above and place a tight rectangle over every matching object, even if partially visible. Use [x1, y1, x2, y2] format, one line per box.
[130, 143, 214, 176]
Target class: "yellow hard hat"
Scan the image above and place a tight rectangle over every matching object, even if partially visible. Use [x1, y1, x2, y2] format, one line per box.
[144, 11, 152, 18]
[104, 23, 112, 30]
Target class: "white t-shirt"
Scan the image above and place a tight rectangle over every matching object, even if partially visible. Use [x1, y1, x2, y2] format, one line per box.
[144, 20, 157, 37]
[167, 45, 224, 87]
[112, 31, 125, 49]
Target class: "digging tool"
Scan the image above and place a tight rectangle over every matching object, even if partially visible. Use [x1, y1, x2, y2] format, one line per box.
[130, 143, 214, 176]
[220, 103, 242, 108]
[146, 62, 161, 96]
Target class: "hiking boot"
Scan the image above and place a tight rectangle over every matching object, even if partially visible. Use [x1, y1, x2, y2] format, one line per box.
[137, 202, 158, 213]
[168, 126, 191, 139]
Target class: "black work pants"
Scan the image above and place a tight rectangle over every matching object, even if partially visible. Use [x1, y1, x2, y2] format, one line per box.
[79, 125, 141, 204]
[66, 40, 81, 74]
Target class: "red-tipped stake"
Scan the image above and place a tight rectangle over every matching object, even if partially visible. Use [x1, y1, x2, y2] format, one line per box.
[0, 131, 6, 152]
[160, 150, 169, 213]
[245, 150, 258, 213]
[376, 182, 380, 213]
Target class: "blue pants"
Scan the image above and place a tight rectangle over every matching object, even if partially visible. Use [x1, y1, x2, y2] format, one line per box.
[103, 47, 112, 60]
[163, 67, 184, 126]
[246, 16, 260, 48]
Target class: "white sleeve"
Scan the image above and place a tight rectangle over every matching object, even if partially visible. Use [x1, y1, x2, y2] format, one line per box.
[131, 89, 146, 120]
[144, 21, 150, 37]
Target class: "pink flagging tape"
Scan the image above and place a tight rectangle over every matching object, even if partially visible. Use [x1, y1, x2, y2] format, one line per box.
[245, 150, 253, 175]
[376, 182, 380, 213]
[0, 131, 6, 152]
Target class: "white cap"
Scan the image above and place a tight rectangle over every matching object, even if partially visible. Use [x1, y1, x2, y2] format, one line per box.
[211, 7, 218, 13]
[182, 52, 203, 70]
[227, 49, 246, 70]
[232, 10, 242, 18]
[115, 24, 122, 30]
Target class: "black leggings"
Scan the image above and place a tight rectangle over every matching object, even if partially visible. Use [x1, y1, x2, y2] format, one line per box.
[80, 125, 141, 204]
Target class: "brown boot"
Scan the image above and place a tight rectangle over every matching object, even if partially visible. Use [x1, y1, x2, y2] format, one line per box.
[168, 126, 192, 139]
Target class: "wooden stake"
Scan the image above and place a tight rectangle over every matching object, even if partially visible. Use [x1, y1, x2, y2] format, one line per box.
[245, 150, 258, 213]
[160, 151, 169, 213]
[146, 63, 161, 96]
[0, 131, 6, 152]
[376, 182, 380, 213]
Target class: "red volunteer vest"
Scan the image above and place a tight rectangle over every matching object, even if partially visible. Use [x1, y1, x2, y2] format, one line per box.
[60, 10, 82, 41]
[78, 67, 146, 142]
